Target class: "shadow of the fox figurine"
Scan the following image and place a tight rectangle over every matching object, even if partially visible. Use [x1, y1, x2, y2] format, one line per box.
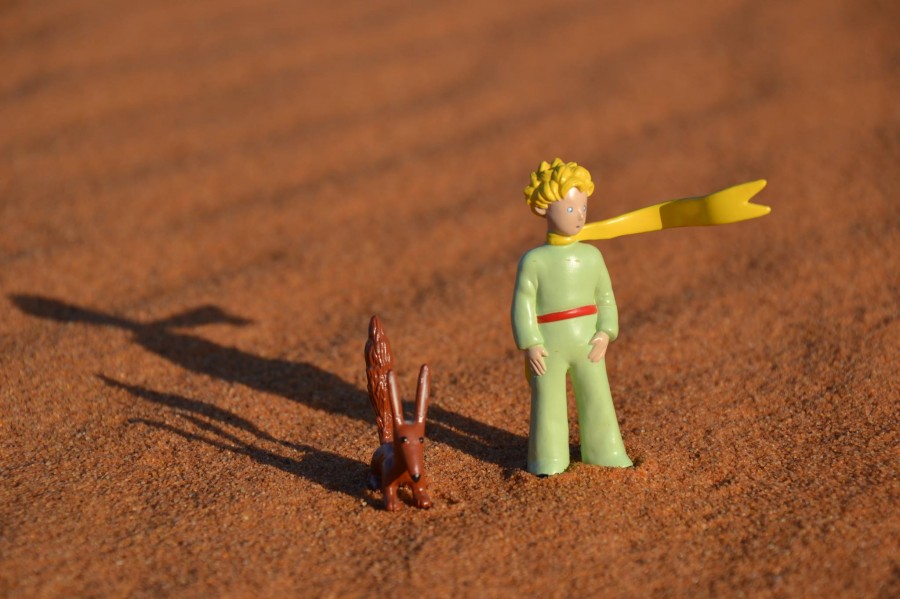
[365, 315, 432, 511]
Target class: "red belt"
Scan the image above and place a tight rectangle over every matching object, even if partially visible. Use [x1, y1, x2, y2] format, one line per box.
[536, 305, 597, 324]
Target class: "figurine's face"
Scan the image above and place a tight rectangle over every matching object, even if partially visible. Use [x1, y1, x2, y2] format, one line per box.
[395, 420, 427, 482]
[535, 187, 588, 236]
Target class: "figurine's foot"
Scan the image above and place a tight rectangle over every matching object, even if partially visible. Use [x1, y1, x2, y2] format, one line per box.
[527, 458, 569, 477]
[384, 500, 400, 512]
[583, 451, 633, 468]
[415, 494, 432, 509]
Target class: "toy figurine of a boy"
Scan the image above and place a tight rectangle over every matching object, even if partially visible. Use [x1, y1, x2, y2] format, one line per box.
[512, 158, 769, 476]
[512, 159, 631, 476]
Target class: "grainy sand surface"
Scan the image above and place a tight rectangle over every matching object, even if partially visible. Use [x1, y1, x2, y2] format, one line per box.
[1, 0, 898, 597]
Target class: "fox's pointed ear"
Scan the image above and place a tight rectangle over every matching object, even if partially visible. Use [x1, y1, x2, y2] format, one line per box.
[387, 370, 404, 426]
[415, 364, 430, 423]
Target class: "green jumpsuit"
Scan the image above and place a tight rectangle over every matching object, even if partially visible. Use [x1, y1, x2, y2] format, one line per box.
[511, 241, 632, 475]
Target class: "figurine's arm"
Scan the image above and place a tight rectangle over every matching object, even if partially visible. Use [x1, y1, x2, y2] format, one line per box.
[588, 253, 619, 363]
[512, 255, 546, 373]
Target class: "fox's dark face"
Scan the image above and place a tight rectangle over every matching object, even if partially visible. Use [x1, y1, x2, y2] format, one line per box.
[394, 421, 427, 482]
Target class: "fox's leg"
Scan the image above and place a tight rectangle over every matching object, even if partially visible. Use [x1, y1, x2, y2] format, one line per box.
[412, 484, 432, 509]
[368, 449, 382, 490]
[383, 481, 400, 511]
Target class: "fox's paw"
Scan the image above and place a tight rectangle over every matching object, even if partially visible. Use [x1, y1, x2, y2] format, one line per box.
[415, 490, 432, 509]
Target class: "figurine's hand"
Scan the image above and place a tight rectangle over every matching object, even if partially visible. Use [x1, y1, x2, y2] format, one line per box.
[526, 345, 549, 376]
[588, 331, 610, 362]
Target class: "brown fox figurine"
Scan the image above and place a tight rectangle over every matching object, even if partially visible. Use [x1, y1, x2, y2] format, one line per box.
[365, 315, 432, 511]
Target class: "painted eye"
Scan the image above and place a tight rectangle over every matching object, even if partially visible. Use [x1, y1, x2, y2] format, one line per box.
[400, 436, 408, 443]
[567, 207, 574, 213]
[419, 437, 425, 444]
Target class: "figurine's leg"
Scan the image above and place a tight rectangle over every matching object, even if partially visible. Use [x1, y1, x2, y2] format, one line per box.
[368, 457, 380, 491]
[571, 354, 632, 468]
[412, 484, 432, 509]
[383, 483, 400, 511]
[527, 354, 570, 476]
[369, 447, 384, 491]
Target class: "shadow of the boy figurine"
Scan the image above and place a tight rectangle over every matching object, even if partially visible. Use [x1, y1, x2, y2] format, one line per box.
[9, 295, 368, 420]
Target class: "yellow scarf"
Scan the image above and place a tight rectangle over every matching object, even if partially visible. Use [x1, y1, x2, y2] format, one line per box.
[547, 179, 770, 245]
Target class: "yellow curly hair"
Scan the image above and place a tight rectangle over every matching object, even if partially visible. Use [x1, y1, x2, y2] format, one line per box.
[523, 158, 595, 214]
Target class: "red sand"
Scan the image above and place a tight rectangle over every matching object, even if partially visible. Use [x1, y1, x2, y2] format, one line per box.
[1, 0, 897, 596]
